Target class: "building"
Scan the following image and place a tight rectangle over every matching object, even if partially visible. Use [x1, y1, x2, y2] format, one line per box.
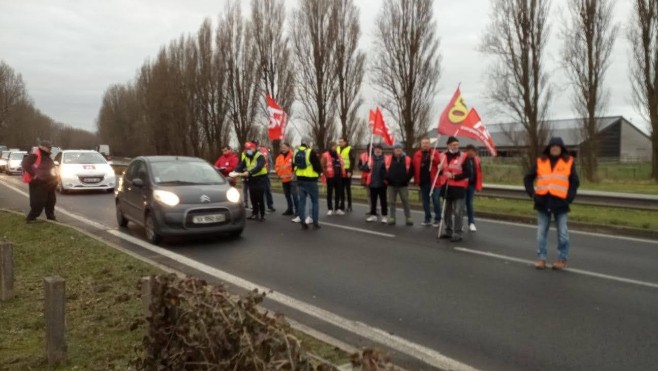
[428, 116, 652, 162]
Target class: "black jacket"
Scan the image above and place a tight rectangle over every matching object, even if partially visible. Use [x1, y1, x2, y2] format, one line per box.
[385, 155, 414, 187]
[360, 154, 386, 188]
[22, 148, 57, 187]
[440, 151, 472, 199]
[524, 137, 580, 214]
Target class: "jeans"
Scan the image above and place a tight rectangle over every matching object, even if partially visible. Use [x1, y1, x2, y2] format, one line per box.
[388, 186, 410, 220]
[242, 181, 250, 208]
[265, 176, 274, 209]
[341, 176, 352, 209]
[326, 177, 344, 210]
[444, 198, 465, 237]
[420, 183, 441, 223]
[369, 186, 388, 216]
[465, 185, 476, 224]
[537, 210, 570, 261]
[298, 180, 319, 224]
[282, 181, 299, 214]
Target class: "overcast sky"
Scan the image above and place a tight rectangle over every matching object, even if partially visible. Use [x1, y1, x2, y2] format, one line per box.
[0, 0, 649, 134]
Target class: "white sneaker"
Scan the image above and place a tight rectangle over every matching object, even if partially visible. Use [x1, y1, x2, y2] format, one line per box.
[335, 209, 345, 216]
[380, 216, 388, 224]
[291, 216, 301, 223]
[366, 215, 378, 222]
[469, 223, 477, 232]
[305, 216, 313, 224]
[327, 210, 334, 216]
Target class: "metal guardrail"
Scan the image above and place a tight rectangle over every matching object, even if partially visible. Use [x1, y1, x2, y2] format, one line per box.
[110, 161, 658, 211]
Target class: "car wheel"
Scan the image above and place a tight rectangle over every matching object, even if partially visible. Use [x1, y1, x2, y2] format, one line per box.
[144, 212, 162, 245]
[228, 228, 244, 238]
[116, 202, 128, 227]
[106, 188, 114, 193]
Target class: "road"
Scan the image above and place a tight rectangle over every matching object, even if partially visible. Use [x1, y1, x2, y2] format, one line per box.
[1, 172, 657, 371]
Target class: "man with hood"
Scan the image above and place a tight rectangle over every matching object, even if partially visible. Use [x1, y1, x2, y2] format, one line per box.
[524, 137, 580, 270]
[235, 142, 268, 221]
[385, 142, 414, 225]
[294, 137, 323, 230]
[360, 144, 388, 223]
[22, 140, 58, 222]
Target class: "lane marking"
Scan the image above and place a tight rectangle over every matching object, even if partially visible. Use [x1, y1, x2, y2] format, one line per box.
[454, 247, 658, 289]
[321, 221, 396, 238]
[109, 230, 478, 371]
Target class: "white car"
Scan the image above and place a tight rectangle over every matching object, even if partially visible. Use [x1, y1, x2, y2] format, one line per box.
[6, 151, 27, 175]
[0, 151, 11, 172]
[54, 150, 116, 193]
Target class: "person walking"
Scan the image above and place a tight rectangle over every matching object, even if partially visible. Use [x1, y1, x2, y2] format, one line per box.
[254, 140, 276, 213]
[413, 137, 444, 227]
[275, 142, 299, 217]
[322, 142, 346, 216]
[294, 137, 323, 230]
[439, 137, 471, 242]
[524, 137, 580, 270]
[337, 137, 355, 212]
[214, 145, 239, 186]
[234, 142, 268, 222]
[384, 143, 414, 226]
[22, 140, 58, 222]
[464, 145, 483, 231]
[360, 144, 388, 223]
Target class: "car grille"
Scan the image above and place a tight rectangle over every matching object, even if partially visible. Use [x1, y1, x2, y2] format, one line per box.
[78, 175, 104, 184]
[184, 208, 231, 228]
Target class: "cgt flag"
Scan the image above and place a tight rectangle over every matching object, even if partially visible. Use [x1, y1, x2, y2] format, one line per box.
[369, 107, 395, 146]
[266, 95, 287, 140]
[438, 88, 497, 156]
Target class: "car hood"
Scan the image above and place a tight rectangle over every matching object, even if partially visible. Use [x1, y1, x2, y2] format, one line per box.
[61, 163, 114, 174]
[157, 184, 231, 205]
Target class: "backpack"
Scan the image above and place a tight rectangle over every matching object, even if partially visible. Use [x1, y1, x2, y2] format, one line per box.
[294, 148, 308, 169]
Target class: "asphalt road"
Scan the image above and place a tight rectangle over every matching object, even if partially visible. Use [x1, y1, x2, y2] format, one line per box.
[1, 172, 657, 371]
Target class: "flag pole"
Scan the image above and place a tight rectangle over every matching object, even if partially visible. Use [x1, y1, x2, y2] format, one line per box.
[428, 134, 442, 197]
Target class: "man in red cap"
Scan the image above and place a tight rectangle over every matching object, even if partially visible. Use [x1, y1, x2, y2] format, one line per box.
[234, 142, 268, 221]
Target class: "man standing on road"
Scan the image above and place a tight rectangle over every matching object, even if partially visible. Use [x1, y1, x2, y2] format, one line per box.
[254, 140, 276, 213]
[321, 142, 346, 216]
[464, 145, 483, 232]
[385, 143, 414, 226]
[235, 142, 268, 222]
[439, 137, 471, 242]
[275, 142, 299, 217]
[361, 144, 388, 223]
[413, 137, 443, 227]
[337, 137, 355, 212]
[357, 144, 372, 214]
[524, 137, 580, 270]
[294, 137, 323, 230]
[21, 140, 58, 223]
[214, 145, 239, 186]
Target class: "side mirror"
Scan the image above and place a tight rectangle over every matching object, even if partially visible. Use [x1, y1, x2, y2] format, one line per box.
[132, 178, 145, 188]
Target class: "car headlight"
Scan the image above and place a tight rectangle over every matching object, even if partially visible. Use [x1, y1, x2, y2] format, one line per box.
[226, 187, 240, 203]
[153, 190, 180, 207]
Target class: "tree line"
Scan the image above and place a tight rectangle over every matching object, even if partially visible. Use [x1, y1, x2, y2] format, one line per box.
[98, 0, 657, 181]
[0, 61, 98, 151]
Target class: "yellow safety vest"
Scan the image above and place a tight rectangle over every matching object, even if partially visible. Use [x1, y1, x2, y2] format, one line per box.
[337, 145, 352, 170]
[294, 147, 319, 178]
[243, 152, 268, 176]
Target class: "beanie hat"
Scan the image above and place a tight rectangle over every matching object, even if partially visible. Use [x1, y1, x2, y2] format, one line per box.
[447, 136, 459, 144]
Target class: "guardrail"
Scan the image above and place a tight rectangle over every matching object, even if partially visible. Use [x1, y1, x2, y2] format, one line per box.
[110, 161, 658, 211]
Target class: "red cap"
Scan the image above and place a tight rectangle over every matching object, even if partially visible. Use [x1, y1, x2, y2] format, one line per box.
[244, 142, 256, 150]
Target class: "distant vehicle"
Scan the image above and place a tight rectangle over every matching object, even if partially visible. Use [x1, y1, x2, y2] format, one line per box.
[0, 151, 11, 172]
[115, 156, 245, 245]
[0, 145, 7, 152]
[95, 144, 112, 163]
[54, 150, 116, 194]
[5, 151, 27, 175]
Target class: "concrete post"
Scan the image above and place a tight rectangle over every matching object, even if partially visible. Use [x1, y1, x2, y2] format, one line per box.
[141, 276, 152, 318]
[0, 242, 14, 301]
[44, 276, 66, 365]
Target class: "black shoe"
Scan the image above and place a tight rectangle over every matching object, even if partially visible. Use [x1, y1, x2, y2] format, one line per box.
[450, 236, 462, 242]
[258, 216, 266, 222]
[247, 214, 259, 220]
[301, 223, 309, 230]
[267, 207, 276, 213]
[439, 234, 451, 239]
[346, 207, 352, 212]
[312, 223, 321, 230]
[26, 218, 37, 224]
[282, 210, 294, 216]
[47, 216, 57, 221]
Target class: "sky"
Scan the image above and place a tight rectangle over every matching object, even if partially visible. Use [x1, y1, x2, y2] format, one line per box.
[0, 0, 650, 135]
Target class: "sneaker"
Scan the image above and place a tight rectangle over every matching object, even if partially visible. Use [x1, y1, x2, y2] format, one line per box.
[312, 223, 321, 230]
[381, 216, 388, 224]
[421, 221, 431, 227]
[450, 235, 462, 242]
[534, 260, 547, 270]
[258, 216, 266, 222]
[346, 207, 352, 213]
[327, 210, 334, 216]
[552, 260, 568, 270]
[267, 207, 276, 213]
[291, 216, 301, 223]
[305, 216, 313, 224]
[247, 214, 259, 220]
[439, 234, 451, 239]
[282, 210, 294, 216]
[469, 223, 477, 232]
[432, 221, 440, 227]
[335, 209, 345, 216]
[406, 218, 413, 226]
[387, 218, 396, 225]
[366, 215, 378, 222]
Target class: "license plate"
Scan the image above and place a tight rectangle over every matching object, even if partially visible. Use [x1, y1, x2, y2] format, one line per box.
[84, 178, 101, 183]
[192, 214, 225, 224]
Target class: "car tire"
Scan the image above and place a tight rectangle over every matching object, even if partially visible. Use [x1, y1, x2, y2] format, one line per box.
[106, 188, 114, 193]
[227, 228, 244, 238]
[144, 212, 162, 245]
[116, 202, 128, 227]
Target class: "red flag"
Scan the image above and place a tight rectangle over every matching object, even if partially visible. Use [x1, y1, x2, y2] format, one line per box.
[370, 108, 394, 145]
[266, 95, 287, 140]
[438, 88, 497, 156]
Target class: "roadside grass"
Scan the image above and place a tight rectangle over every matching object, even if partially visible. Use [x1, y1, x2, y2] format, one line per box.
[0, 211, 351, 370]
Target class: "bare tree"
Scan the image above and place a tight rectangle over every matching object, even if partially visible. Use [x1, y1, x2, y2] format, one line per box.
[371, 0, 441, 154]
[629, 0, 658, 181]
[562, 0, 618, 182]
[0, 61, 28, 137]
[292, 0, 339, 153]
[481, 0, 553, 171]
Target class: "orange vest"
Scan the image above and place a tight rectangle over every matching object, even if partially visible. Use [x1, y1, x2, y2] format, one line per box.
[384, 154, 411, 172]
[275, 151, 294, 183]
[322, 151, 346, 178]
[535, 156, 573, 199]
[22, 150, 42, 184]
[445, 151, 469, 188]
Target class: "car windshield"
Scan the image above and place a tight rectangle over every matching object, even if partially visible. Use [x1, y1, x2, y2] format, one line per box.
[1, 151, 10, 159]
[151, 161, 225, 185]
[63, 152, 107, 164]
[9, 153, 25, 160]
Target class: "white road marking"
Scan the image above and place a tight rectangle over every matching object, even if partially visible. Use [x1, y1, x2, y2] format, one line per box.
[454, 247, 658, 289]
[321, 221, 396, 238]
[108, 230, 478, 371]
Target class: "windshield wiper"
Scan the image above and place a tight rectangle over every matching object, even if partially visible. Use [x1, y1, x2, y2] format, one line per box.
[157, 180, 200, 185]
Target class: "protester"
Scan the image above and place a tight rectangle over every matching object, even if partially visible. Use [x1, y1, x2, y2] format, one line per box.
[360, 144, 388, 223]
[254, 140, 276, 213]
[234, 142, 268, 221]
[524, 137, 580, 270]
[464, 145, 483, 231]
[439, 137, 471, 242]
[294, 137, 323, 230]
[214, 145, 239, 186]
[22, 140, 58, 222]
[357, 143, 373, 215]
[384, 143, 414, 226]
[413, 137, 443, 227]
[337, 137, 355, 212]
[322, 142, 346, 216]
[275, 142, 299, 217]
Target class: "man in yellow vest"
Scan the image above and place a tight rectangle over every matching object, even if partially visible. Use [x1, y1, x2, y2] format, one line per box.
[524, 137, 580, 270]
[235, 142, 269, 222]
[294, 137, 323, 230]
[337, 137, 355, 212]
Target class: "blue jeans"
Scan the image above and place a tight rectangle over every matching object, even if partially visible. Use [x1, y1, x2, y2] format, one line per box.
[420, 183, 441, 223]
[283, 181, 299, 214]
[537, 210, 570, 261]
[265, 176, 274, 209]
[465, 185, 475, 224]
[298, 180, 319, 224]
[242, 181, 249, 207]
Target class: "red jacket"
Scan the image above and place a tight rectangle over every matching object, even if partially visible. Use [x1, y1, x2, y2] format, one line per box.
[472, 156, 483, 191]
[413, 149, 445, 187]
[214, 151, 239, 176]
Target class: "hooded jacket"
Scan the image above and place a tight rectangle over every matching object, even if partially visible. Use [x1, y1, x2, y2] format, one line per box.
[524, 137, 580, 213]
